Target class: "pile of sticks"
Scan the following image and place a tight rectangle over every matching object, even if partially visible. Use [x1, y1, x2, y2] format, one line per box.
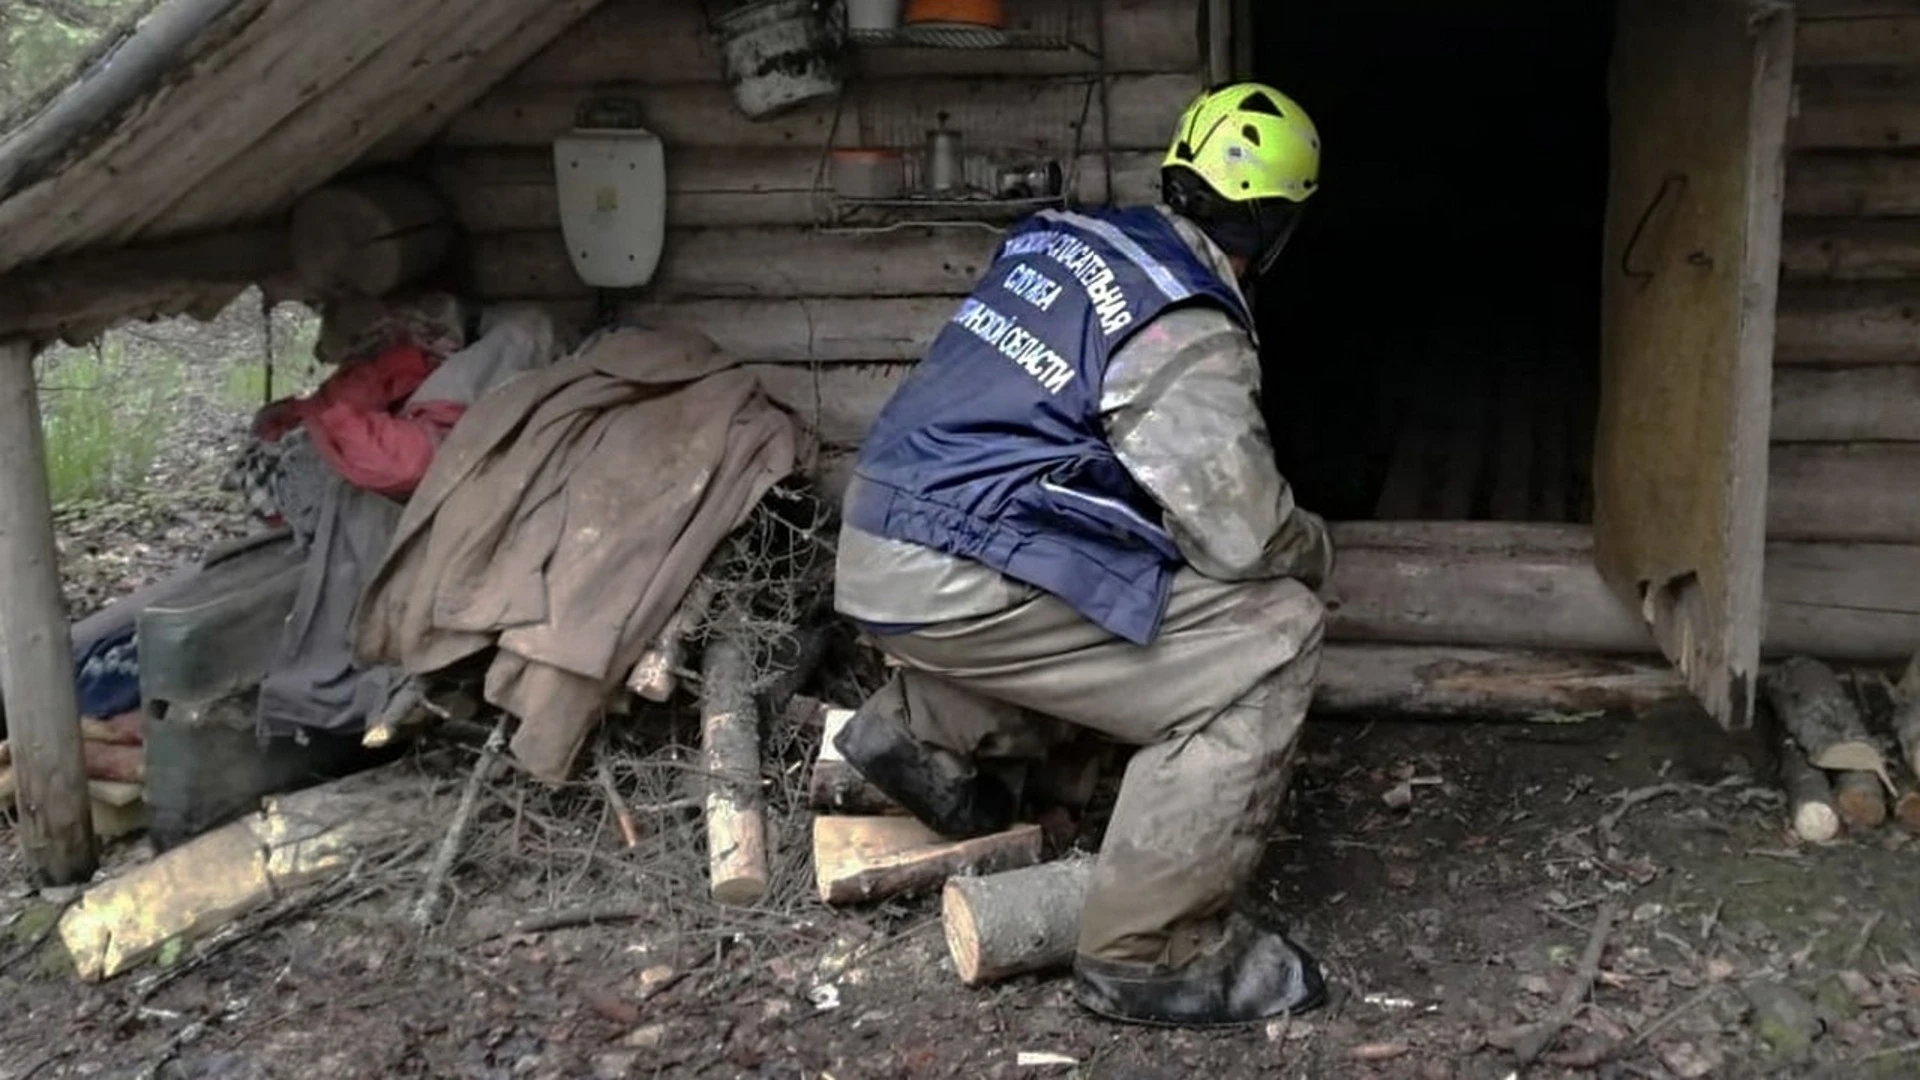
[1767, 652, 1920, 842]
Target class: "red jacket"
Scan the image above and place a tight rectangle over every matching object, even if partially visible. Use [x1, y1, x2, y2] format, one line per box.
[253, 343, 465, 499]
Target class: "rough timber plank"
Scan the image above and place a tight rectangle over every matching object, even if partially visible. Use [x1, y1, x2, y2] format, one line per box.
[155, 0, 607, 238]
[0, 0, 419, 269]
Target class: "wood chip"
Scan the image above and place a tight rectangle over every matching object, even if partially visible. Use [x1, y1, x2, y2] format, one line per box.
[1349, 1042, 1411, 1062]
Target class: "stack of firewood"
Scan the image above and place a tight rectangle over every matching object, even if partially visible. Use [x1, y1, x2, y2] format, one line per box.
[805, 703, 1103, 985]
[1766, 652, 1920, 843]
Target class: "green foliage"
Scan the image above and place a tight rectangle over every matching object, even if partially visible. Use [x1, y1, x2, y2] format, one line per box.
[0, 0, 162, 134]
[35, 335, 172, 507]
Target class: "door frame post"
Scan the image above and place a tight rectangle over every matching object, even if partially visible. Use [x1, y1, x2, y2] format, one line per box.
[0, 336, 98, 885]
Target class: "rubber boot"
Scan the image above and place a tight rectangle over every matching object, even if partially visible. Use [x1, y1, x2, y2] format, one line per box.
[1072, 911, 1328, 1029]
[832, 687, 1016, 840]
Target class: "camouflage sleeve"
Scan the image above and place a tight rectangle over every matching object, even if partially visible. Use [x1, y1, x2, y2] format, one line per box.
[1098, 306, 1334, 588]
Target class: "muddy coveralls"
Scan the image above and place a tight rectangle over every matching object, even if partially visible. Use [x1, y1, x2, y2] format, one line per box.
[833, 205, 1333, 1026]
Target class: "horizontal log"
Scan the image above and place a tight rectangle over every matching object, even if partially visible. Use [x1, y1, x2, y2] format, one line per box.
[753, 363, 910, 445]
[756, 357, 1920, 455]
[1783, 216, 1920, 279]
[0, 227, 293, 339]
[1797, 17, 1920, 65]
[1319, 523, 1920, 662]
[1769, 443, 1920, 543]
[613, 286, 1920, 380]
[1791, 66, 1920, 149]
[472, 228, 998, 300]
[623, 297, 954, 361]
[1786, 150, 1920, 216]
[1773, 364, 1920, 441]
[436, 148, 1163, 233]
[1314, 645, 1688, 718]
[511, 0, 1202, 86]
[1775, 282, 1920, 363]
[1799, 1, 1920, 16]
[444, 73, 1200, 152]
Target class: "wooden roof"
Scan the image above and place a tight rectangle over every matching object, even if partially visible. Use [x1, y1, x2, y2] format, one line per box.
[0, 0, 607, 342]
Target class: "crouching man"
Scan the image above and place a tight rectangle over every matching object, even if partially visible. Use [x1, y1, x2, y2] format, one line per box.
[831, 83, 1335, 1028]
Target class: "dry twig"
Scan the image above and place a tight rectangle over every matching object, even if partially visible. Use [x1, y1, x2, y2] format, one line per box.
[412, 717, 507, 931]
[1511, 901, 1620, 1067]
[595, 749, 641, 849]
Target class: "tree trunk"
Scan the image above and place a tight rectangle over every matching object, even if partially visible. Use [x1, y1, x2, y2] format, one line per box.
[0, 339, 97, 885]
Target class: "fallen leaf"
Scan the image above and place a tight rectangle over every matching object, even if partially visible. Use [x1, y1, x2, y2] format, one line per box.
[1657, 1038, 1724, 1078]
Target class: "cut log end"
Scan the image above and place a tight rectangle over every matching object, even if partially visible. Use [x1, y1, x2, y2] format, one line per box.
[938, 856, 1096, 986]
[1834, 770, 1889, 830]
[942, 881, 987, 985]
[1782, 740, 1843, 844]
[1893, 790, 1920, 835]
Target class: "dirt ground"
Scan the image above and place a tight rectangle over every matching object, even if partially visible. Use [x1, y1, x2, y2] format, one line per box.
[6, 698, 1920, 1080]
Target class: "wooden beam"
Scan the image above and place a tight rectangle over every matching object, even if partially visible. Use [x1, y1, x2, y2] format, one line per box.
[1314, 644, 1689, 718]
[435, 149, 1164, 234]
[0, 227, 292, 340]
[445, 73, 1200, 152]
[1796, 16, 1920, 65]
[1769, 443, 1920, 543]
[1773, 364, 1920, 441]
[0, 339, 98, 884]
[1786, 150, 1920, 216]
[1790, 66, 1920, 149]
[1783, 216, 1920, 280]
[1775, 281, 1920, 363]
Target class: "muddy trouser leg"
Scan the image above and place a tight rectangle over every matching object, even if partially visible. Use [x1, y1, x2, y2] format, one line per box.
[871, 570, 1326, 980]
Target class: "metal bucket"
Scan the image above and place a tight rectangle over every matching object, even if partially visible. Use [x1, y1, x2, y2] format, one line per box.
[715, 0, 844, 120]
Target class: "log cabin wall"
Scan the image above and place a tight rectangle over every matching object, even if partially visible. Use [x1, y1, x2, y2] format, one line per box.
[1776, 3, 1920, 550]
[427, 0, 1207, 485]
[417, 0, 1920, 667]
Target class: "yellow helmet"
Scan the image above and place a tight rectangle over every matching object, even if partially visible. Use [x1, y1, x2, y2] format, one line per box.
[1163, 82, 1321, 204]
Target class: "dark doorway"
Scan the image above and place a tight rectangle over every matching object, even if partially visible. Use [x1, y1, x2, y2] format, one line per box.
[1248, 0, 1615, 523]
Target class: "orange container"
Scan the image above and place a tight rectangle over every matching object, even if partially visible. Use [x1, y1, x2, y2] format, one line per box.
[903, 0, 1007, 28]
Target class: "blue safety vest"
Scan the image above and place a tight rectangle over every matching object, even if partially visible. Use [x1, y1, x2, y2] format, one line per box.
[843, 207, 1253, 645]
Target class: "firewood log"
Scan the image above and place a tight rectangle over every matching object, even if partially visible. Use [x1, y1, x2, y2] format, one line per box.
[701, 632, 768, 906]
[812, 815, 1043, 906]
[1764, 656, 1892, 791]
[942, 855, 1096, 986]
[1780, 739, 1842, 843]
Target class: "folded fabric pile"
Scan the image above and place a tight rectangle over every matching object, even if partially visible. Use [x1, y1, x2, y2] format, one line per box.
[352, 325, 801, 780]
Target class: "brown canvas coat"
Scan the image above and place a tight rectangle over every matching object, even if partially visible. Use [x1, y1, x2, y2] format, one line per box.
[352, 326, 799, 779]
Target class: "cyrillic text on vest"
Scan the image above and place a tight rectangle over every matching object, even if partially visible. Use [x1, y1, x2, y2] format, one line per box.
[951, 299, 1076, 395]
[1000, 230, 1134, 336]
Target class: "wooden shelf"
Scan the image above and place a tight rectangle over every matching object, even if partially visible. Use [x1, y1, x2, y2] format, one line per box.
[847, 25, 1090, 52]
